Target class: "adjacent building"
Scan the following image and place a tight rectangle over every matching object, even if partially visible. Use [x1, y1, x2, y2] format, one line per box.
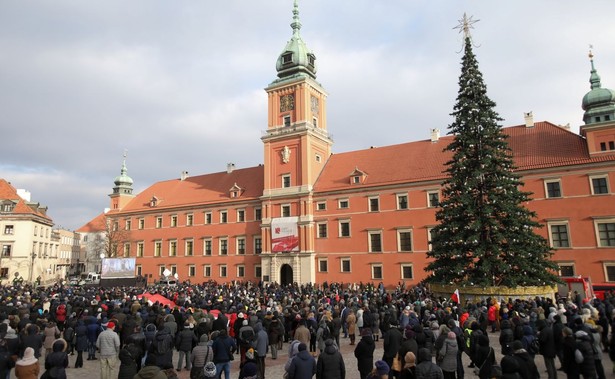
[81, 4, 615, 288]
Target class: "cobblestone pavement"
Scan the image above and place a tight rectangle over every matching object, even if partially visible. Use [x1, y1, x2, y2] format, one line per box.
[12, 332, 614, 379]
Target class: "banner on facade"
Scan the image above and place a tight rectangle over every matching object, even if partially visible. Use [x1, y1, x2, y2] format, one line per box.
[271, 217, 300, 252]
[101, 258, 136, 278]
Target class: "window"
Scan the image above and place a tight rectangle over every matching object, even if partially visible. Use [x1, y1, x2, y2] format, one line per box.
[427, 228, 435, 251]
[401, 264, 414, 279]
[319, 259, 328, 272]
[158, 266, 165, 277]
[602, 142, 608, 151]
[204, 239, 212, 256]
[3, 225, 13, 235]
[339, 220, 350, 237]
[112, 221, 119, 231]
[254, 236, 262, 255]
[558, 264, 575, 277]
[0, 268, 7, 279]
[237, 265, 245, 278]
[369, 231, 383, 252]
[220, 265, 227, 278]
[138, 218, 144, 230]
[398, 229, 413, 252]
[186, 214, 194, 226]
[154, 241, 162, 257]
[237, 237, 246, 255]
[204, 265, 211, 277]
[341, 258, 351, 273]
[605, 264, 615, 282]
[125, 220, 131, 230]
[282, 175, 291, 188]
[220, 211, 227, 224]
[123, 243, 130, 257]
[220, 238, 228, 255]
[545, 180, 562, 198]
[34, 226, 38, 236]
[315, 154, 321, 163]
[316, 202, 326, 211]
[549, 223, 570, 248]
[156, 217, 163, 228]
[283, 115, 291, 127]
[352, 176, 361, 184]
[427, 191, 440, 207]
[597, 222, 615, 247]
[205, 212, 212, 224]
[255, 208, 262, 221]
[397, 194, 408, 210]
[136, 265, 142, 276]
[171, 265, 177, 275]
[1, 245, 11, 257]
[591, 176, 609, 195]
[169, 240, 177, 257]
[369, 197, 380, 212]
[185, 240, 194, 256]
[255, 265, 262, 279]
[338, 199, 349, 209]
[281, 205, 291, 217]
[137, 242, 144, 257]
[371, 264, 383, 280]
[282, 52, 293, 64]
[237, 209, 245, 222]
[188, 265, 196, 277]
[317, 223, 328, 238]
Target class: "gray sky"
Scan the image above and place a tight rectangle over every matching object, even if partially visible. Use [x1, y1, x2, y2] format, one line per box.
[1, 1, 614, 231]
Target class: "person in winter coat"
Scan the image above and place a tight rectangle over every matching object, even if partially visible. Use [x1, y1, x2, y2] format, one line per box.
[575, 330, 597, 379]
[43, 338, 68, 379]
[285, 340, 301, 377]
[520, 325, 538, 359]
[288, 343, 316, 379]
[21, 324, 43, 359]
[383, 321, 403, 375]
[561, 327, 580, 379]
[500, 355, 522, 379]
[125, 325, 147, 372]
[150, 326, 174, 370]
[355, 328, 376, 379]
[43, 321, 60, 356]
[267, 315, 283, 359]
[0, 342, 15, 379]
[510, 340, 540, 379]
[97, 321, 121, 379]
[399, 351, 416, 379]
[117, 343, 140, 379]
[74, 319, 88, 368]
[55, 304, 67, 331]
[212, 328, 236, 379]
[438, 332, 458, 379]
[238, 350, 258, 379]
[14, 347, 39, 379]
[474, 334, 495, 379]
[536, 320, 556, 379]
[294, 320, 311, 348]
[176, 321, 198, 371]
[191, 334, 214, 379]
[499, 320, 514, 356]
[85, 316, 99, 360]
[416, 347, 444, 379]
[134, 352, 168, 379]
[317, 339, 345, 379]
[399, 327, 419, 371]
[252, 322, 269, 379]
[347, 310, 357, 345]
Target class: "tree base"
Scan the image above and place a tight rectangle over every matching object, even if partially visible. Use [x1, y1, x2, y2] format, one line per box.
[429, 283, 556, 303]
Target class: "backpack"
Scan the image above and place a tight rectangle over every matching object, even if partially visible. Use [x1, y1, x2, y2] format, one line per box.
[239, 328, 255, 346]
[320, 324, 331, 340]
[528, 337, 540, 355]
[63, 326, 75, 343]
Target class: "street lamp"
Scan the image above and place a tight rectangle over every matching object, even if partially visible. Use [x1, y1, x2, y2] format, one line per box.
[28, 252, 37, 283]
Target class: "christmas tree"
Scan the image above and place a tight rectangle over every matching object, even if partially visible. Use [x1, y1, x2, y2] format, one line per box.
[425, 28, 559, 288]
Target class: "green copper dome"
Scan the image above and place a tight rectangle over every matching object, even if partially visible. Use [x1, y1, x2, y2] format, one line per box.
[114, 157, 133, 187]
[275, 0, 317, 79]
[582, 53, 615, 125]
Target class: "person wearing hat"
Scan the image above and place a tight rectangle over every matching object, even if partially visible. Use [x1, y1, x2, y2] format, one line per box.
[239, 348, 258, 379]
[367, 360, 390, 379]
[399, 352, 416, 379]
[316, 339, 345, 379]
[135, 352, 167, 379]
[355, 328, 375, 379]
[287, 343, 316, 379]
[42, 339, 68, 379]
[191, 334, 214, 379]
[346, 309, 357, 345]
[15, 347, 39, 379]
[176, 320, 198, 371]
[96, 321, 120, 379]
[510, 340, 540, 379]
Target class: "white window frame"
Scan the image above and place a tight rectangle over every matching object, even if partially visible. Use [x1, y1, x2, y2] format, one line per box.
[137, 241, 144, 257]
[170, 215, 178, 227]
[283, 115, 291, 127]
[158, 265, 165, 277]
[397, 228, 413, 252]
[169, 240, 177, 257]
[316, 201, 327, 211]
[123, 243, 130, 257]
[236, 236, 246, 255]
[254, 236, 262, 255]
[282, 174, 291, 188]
[340, 258, 351, 273]
[186, 214, 194, 226]
[318, 258, 328, 272]
[154, 240, 162, 257]
[237, 209, 245, 223]
[400, 264, 414, 279]
[368, 196, 380, 212]
[138, 218, 144, 229]
[547, 221, 571, 248]
[427, 190, 440, 208]
[185, 239, 194, 256]
[595, 219, 615, 247]
[203, 265, 211, 277]
[203, 238, 212, 256]
[371, 264, 383, 280]
[255, 208, 262, 221]
[281, 204, 291, 217]
[397, 193, 409, 210]
[219, 238, 228, 255]
[205, 212, 212, 225]
[156, 216, 163, 228]
[255, 264, 262, 279]
[125, 220, 131, 231]
[220, 210, 228, 224]
[557, 262, 576, 277]
[338, 199, 349, 209]
[237, 265, 245, 278]
[188, 265, 196, 277]
[368, 230, 383, 252]
[544, 179, 562, 199]
[339, 220, 351, 238]
[427, 227, 435, 251]
[136, 265, 142, 276]
[220, 264, 227, 278]
[590, 174, 610, 195]
[603, 263, 615, 282]
[317, 222, 328, 238]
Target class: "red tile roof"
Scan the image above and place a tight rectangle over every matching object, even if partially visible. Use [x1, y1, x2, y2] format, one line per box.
[118, 166, 265, 212]
[314, 121, 615, 192]
[75, 212, 107, 233]
[0, 179, 52, 221]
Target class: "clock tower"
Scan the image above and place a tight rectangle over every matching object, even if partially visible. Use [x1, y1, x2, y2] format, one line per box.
[260, 0, 333, 284]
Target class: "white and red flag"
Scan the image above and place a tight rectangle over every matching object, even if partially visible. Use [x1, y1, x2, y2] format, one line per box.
[451, 289, 460, 303]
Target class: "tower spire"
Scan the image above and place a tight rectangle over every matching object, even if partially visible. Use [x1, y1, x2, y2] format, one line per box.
[589, 46, 602, 90]
[274, 0, 317, 80]
[291, 0, 301, 38]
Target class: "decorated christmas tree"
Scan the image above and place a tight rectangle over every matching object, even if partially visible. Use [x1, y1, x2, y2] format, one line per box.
[425, 18, 559, 287]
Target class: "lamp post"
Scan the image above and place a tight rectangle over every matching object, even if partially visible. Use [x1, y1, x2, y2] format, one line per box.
[28, 252, 37, 283]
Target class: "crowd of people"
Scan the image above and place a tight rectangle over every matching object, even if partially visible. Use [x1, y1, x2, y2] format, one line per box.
[0, 279, 613, 379]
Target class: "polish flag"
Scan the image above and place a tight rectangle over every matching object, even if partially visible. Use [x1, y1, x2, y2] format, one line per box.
[451, 289, 460, 303]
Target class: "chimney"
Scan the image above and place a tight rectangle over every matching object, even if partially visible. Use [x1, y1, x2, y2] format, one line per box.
[524, 111, 534, 128]
[227, 163, 235, 174]
[430, 128, 440, 142]
[559, 123, 571, 130]
[180, 171, 189, 181]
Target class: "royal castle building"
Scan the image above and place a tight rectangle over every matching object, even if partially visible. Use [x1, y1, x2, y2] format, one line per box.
[78, 3, 615, 288]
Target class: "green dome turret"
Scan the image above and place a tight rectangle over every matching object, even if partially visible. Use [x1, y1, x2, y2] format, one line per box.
[275, 0, 317, 80]
[113, 153, 133, 195]
[582, 50, 615, 125]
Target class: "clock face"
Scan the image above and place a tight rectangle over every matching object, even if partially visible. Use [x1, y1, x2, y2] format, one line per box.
[280, 94, 295, 112]
[311, 95, 319, 115]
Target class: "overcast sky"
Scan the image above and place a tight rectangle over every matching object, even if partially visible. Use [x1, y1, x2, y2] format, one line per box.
[1, 1, 615, 231]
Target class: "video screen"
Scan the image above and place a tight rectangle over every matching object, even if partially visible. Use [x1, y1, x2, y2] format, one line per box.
[101, 258, 136, 278]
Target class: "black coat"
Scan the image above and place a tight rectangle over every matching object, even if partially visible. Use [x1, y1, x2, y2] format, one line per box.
[383, 327, 403, 360]
[511, 351, 540, 379]
[354, 335, 375, 375]
[75, 323, 88, 352]
[175, 328, 197, 352]
[316, 343, 345, 379]
[150, 328, 174, 369]
[561, 335, 580, 377]
[537, 325, 556, 358]
[118, 345, 139, 379]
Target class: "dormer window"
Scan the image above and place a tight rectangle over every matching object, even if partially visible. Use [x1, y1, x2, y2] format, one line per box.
[149, 196, 158, 207]
[308, 53, 315, 67]
[282, 52, 293, 64]
[229, 183, 243, 198]
[349, 167, 367, 185]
